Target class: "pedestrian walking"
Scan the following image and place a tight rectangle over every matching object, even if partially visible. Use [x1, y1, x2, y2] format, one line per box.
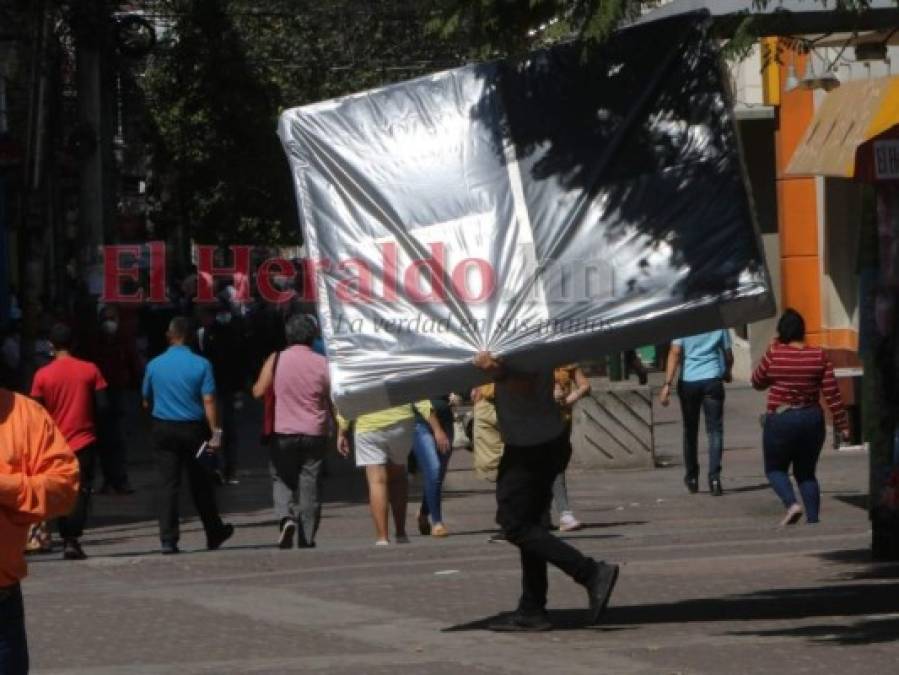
[30, 323, 107, 560]
[337, 401, 435, 546]
[142, 317, 233, 554]
[0, 387, 79, 673]
[751, 309, 850, 526]
[92, 305, 140, 495]
[471, 384, 504, 482]
[252, 315, 340, 549]
[197, 304, 245, 485]
[473, 352, 619, 631]
[412, 395, 453, 538]
[550, 364, 591, 531]
[660, 329, 734, 495]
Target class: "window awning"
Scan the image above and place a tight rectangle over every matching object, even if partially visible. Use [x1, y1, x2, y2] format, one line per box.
[785, 76, 899, 178]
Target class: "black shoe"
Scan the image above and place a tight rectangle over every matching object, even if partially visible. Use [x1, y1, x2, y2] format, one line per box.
[488, 531, 506, 544]
[161, 542, 180, 555]
[585, 562, 620, 624]
[709, 477, 723, 496]
[62, 539, 87, 561]
[488, 611, 552, 632]
[207, 523, 234, 551]
[278, 519, 295, 549]
[297, 540, 316, 549]
[684, 476, 699, 494]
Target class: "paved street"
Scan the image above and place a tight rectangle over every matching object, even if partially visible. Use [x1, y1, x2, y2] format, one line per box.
[22, 386, 898, 674]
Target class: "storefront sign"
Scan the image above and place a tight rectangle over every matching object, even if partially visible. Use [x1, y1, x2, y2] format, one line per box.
[874, 140, 899, 180]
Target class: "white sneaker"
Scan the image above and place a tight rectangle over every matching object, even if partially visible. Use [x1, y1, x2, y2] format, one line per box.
[374, 539, 390, 547]
[559, 512, 583, 532]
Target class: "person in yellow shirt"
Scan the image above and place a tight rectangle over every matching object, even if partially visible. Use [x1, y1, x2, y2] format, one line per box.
[337, 401, 440, 545]
[0, 388, 79, 673]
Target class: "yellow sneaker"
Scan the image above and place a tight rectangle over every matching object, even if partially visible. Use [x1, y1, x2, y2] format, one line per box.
[431, 523, 449, 538]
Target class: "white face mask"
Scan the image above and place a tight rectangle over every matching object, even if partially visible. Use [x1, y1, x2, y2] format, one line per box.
[101, 320, 119, 335]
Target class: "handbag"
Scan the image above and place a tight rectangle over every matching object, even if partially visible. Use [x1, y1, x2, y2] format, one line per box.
[260, 351, 281, 446]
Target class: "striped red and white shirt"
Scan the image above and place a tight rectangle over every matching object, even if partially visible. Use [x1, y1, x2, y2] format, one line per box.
[751, 343, 848, 432]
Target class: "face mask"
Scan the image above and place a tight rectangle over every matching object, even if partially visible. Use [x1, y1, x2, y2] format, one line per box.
[215, 312, 232, 325]
[101, 320, 119, 335]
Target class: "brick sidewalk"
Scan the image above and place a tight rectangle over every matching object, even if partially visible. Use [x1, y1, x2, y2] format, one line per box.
[21, 387, 898, 674]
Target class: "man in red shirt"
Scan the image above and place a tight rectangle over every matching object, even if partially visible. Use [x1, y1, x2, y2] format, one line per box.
[31, 323, 107, 560]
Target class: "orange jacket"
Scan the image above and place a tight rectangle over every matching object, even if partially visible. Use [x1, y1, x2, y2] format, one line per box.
[0, 389, 79, 586]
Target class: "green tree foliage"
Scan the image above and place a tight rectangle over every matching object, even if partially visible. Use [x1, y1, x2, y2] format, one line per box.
[432, 0, 891, 59]
[140, 0, 471, 245]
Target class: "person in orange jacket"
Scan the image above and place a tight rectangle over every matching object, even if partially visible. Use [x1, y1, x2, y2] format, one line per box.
[0, 387, 79, 673]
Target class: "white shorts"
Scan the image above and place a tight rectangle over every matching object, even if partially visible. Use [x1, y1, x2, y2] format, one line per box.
[354, 420, 415, 467]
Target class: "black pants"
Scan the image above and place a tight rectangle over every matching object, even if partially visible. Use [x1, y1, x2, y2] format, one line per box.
[58, 444, 96, 540]
[0, 585, 27, 675]
[152, 419, 223, 545]
[678, 378, 725, 481]
[496, 433, 597, 612]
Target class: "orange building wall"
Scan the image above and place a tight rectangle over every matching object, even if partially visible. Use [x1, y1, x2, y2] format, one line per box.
[774, 52, 823, 346]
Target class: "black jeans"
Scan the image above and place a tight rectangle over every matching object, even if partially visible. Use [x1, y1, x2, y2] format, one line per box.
[677, 378, 725, 481]
[270, 433, 327, 545]
[496, 433, 597, 612]
[0, 584, 27, 675]
[58, 444, 96, 540]
[152, 419, 224, 545]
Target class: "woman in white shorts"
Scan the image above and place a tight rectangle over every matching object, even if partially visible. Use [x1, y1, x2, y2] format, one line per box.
[338, 401, 439, 545]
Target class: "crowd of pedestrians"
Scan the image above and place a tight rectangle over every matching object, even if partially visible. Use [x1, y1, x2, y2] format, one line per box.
[0, 287, 853, 671]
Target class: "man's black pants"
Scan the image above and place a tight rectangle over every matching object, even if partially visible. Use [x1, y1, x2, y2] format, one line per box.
[496, 433, 597, 612]
[152, 419, 223, 545]
[58, 443, 96, 540]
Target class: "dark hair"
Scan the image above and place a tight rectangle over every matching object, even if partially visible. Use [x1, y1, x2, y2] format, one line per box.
[285, 314, 316, 347]
[776, 308, 806, 343]
[167, 316, 191, 340]
[49, 323, 73, 350]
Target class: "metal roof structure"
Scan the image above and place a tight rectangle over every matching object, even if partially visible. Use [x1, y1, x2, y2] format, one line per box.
[637, 0, 899, 36]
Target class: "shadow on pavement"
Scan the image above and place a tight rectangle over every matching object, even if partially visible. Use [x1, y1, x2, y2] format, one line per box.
[444, 610, 638, 633]
[605, 582, 899, 634]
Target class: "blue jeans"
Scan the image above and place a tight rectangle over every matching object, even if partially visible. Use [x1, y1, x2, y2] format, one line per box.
[678, 378, 725, 481]
[763, 406, 826, 523]
[0, 584, 28, 675]
[411, 420, 453, 524]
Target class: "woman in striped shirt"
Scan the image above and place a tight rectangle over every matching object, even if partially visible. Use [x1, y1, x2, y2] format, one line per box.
[751, 309, 850, 526]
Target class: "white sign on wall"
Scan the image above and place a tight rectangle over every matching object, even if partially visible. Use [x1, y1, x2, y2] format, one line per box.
[874, 140, 899, 180]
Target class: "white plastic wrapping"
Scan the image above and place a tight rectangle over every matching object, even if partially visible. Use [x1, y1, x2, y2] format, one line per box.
[278, 12, 774, 417]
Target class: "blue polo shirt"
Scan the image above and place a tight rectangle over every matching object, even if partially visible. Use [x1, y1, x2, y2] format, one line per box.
[672, 330, 732, 382]
[142, 345, 216, 422]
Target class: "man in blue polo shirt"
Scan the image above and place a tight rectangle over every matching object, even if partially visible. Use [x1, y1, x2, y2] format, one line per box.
[143, 316, 234, 554]
[659, 330, 733, 497]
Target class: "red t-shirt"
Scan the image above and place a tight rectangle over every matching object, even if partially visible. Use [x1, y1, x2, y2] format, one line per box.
[31, 355, 108, 452]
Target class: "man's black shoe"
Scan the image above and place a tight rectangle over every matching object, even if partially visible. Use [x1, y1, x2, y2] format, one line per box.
[161, 542, 180, 555]
[207, 523, 234, 551]
[585, 562, 620, 624]
[684, 476, 699, 494]
[488, 611, 552, 632]
[709, 477, 723, 496]
[487, 531, 506, 544]
[278, 519, 295, 549]
[62, 539, 87, 561]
